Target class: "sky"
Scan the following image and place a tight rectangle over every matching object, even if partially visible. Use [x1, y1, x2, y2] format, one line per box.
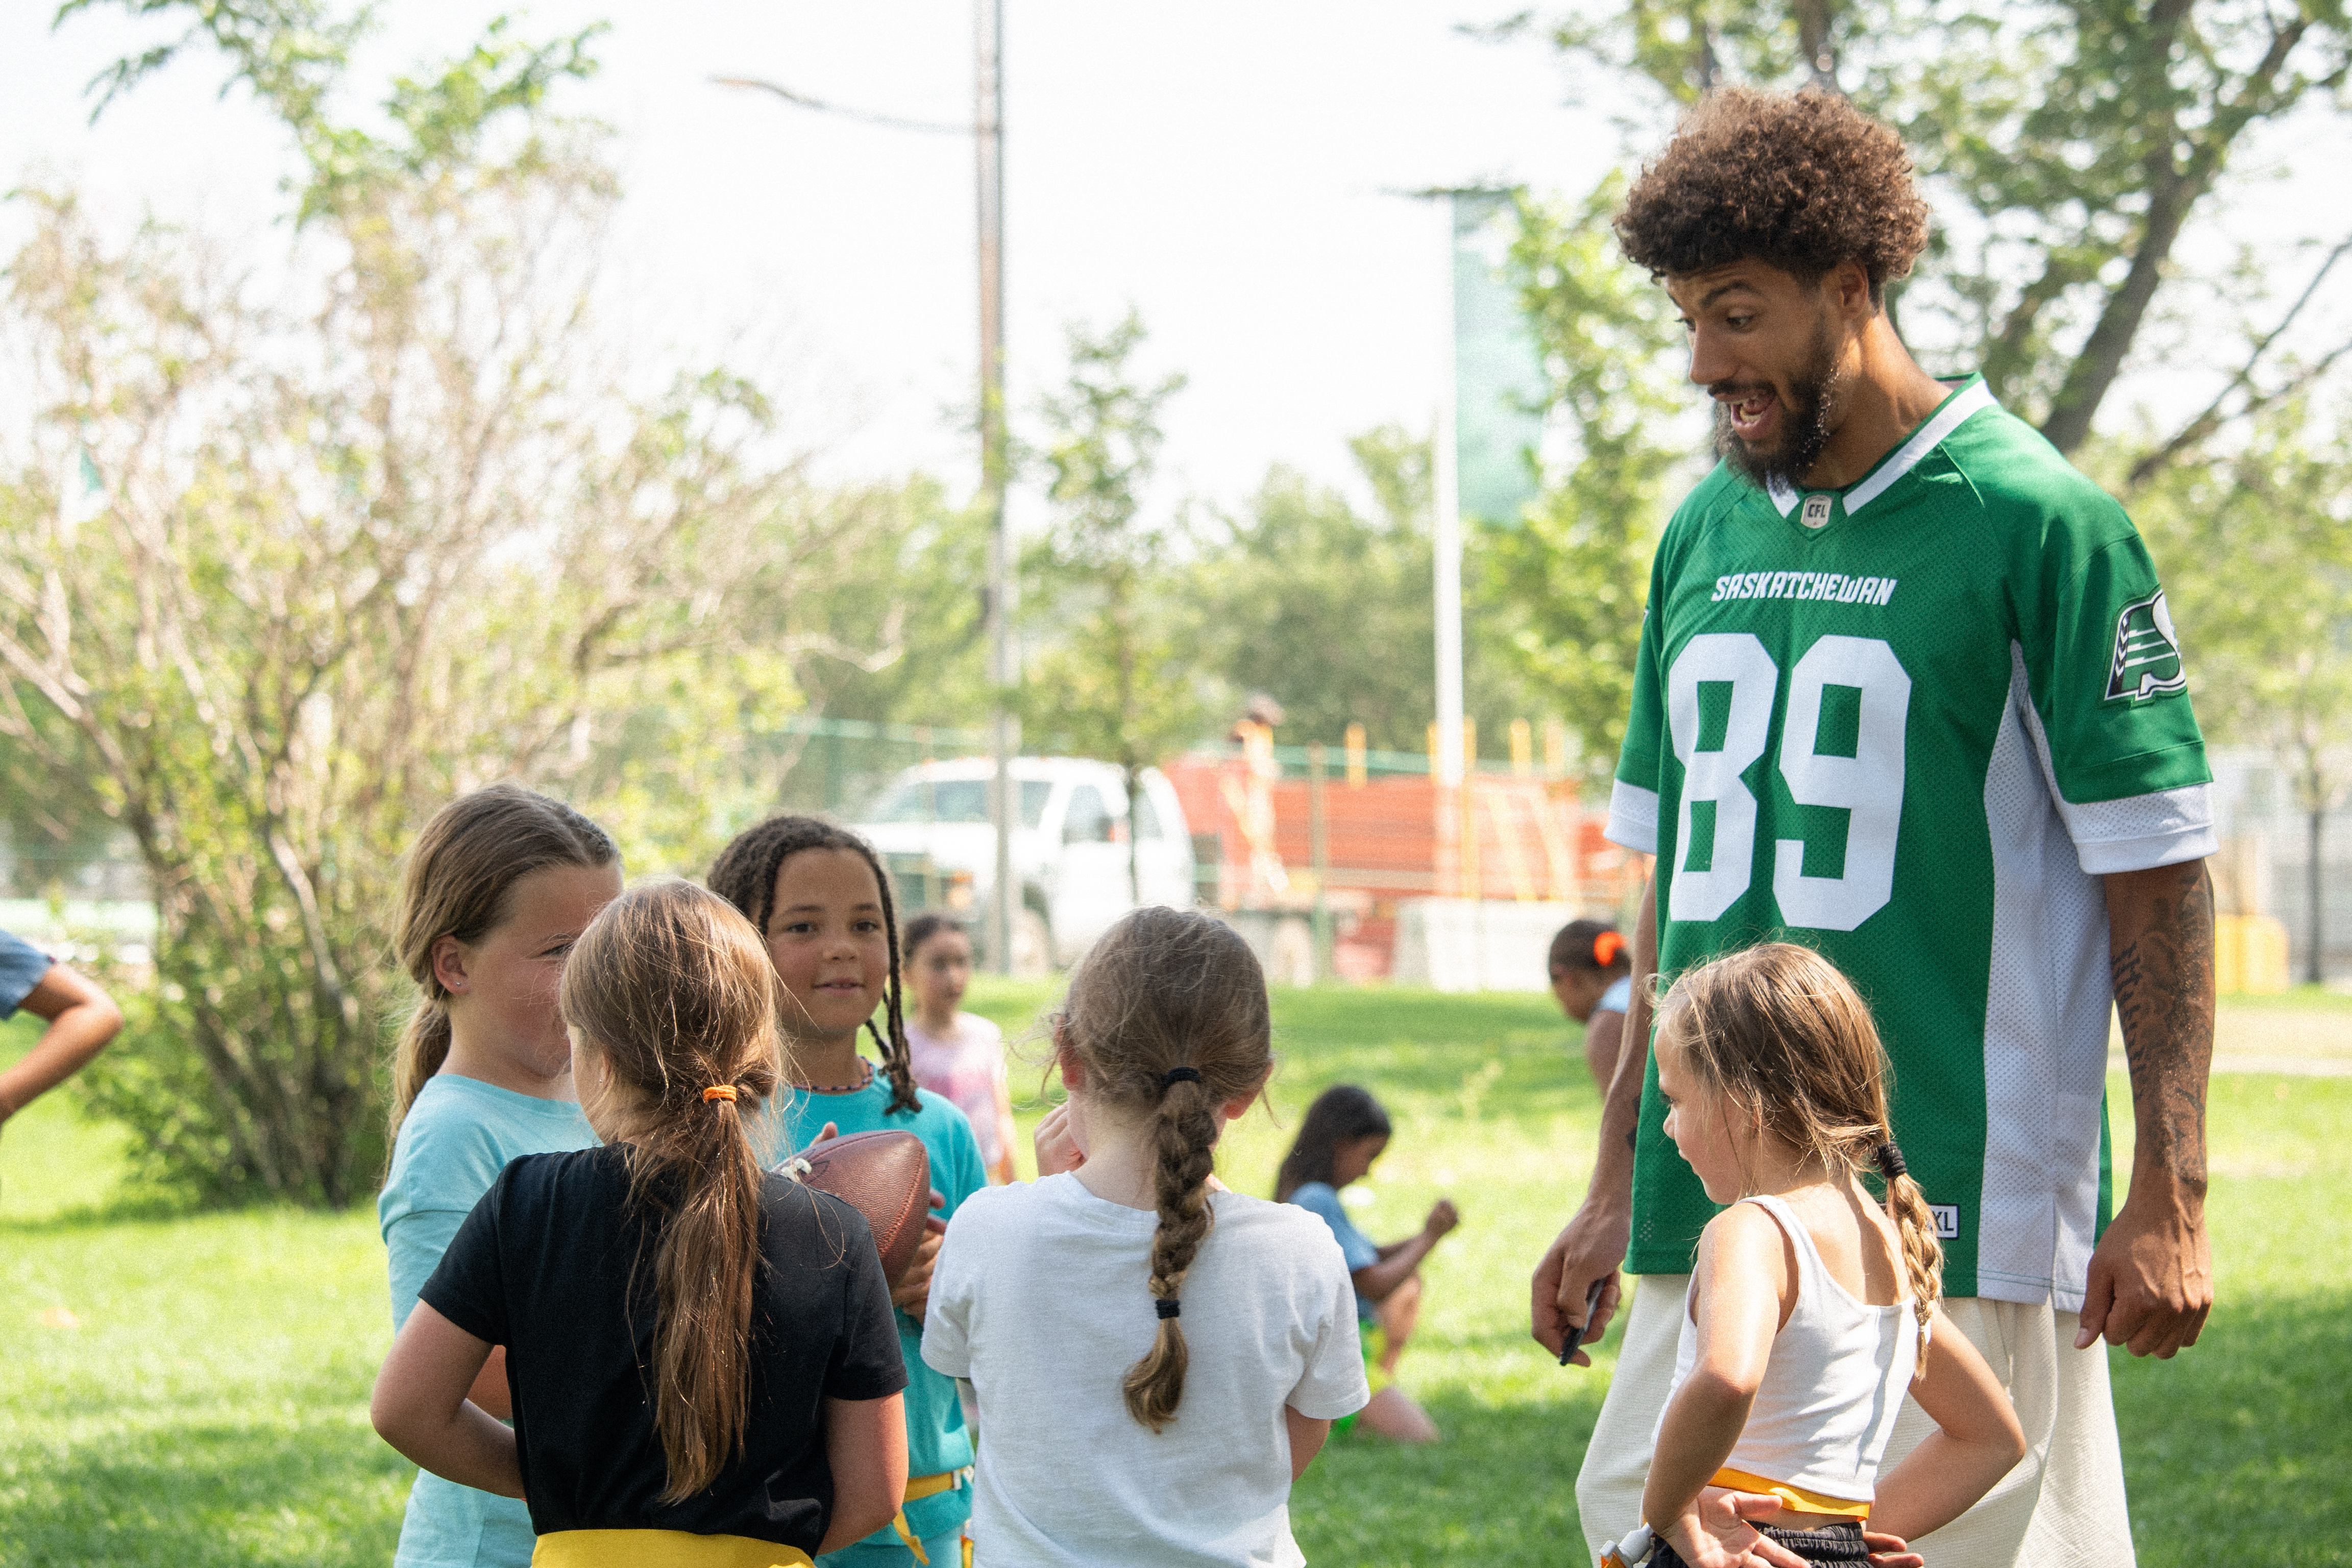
[4, 3, 2346, 521]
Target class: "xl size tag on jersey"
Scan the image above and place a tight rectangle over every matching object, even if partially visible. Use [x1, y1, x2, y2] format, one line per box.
[2105, 590, 2187, 701]
[1800, 493, 1834, 529]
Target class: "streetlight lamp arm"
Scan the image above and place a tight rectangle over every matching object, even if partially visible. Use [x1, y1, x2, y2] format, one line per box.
[710, 75, 970, 137]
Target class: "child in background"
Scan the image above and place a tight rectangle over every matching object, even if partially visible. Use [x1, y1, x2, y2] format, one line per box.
[376, 783, 621, 1568]
[901, 915, 1017, 1184]
[709, 817, 988, 1568]
[1628, 944, 2023, 1568]
[371, 880, 910, 1565]
[1550, 918, 1635, 1096]
[923, 908, 1368, 1568]
[1275, 1084, 1458, 1444]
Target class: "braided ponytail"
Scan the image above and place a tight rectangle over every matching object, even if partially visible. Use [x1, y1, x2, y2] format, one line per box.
[1876, 1142, 1943, 1365]
[1125, 1073, 1221, 1430]
[867, 851, 920, 1116]
[1057, 908, 1273, 1434]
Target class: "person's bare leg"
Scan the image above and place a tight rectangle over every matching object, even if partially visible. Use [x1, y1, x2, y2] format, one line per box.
[1377, 1272, 1422, 1375]
[1358, 1385, 1439, 1444]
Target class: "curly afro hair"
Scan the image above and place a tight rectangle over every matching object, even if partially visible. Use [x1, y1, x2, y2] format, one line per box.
[1615, 88, 1929, 304]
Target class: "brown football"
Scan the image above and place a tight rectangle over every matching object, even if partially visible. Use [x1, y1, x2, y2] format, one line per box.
[785, 1130, 932, 1286]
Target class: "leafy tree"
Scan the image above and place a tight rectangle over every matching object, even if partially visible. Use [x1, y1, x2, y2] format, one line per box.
[1, 6, 903, 1203]
[2130, 406, 2352, 981]
[1186, 429, 1434, 753]
[1521, 0, 2352, 463]
[1021, 313, 1196, 901]
[784, 479, 994, 734]
[1477, 180, 1692, 780]
[1180, 427, 1544, 758]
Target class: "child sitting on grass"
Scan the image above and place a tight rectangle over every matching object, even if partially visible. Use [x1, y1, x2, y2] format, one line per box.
[1276, 1084, 1459, 1444]
[1621, 943, 2024, 1568]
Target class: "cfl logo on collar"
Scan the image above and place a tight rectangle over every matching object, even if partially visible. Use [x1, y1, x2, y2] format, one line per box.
[1800, 494, 1833, 529]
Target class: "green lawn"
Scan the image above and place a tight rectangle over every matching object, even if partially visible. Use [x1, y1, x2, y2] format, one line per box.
[3, 990, 2348, 1566]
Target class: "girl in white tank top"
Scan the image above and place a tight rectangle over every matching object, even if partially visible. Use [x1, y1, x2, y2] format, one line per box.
[1627, 945, 2027, 1568]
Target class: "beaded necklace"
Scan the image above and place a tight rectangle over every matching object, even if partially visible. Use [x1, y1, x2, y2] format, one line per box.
[794, 1058, 876, 1095]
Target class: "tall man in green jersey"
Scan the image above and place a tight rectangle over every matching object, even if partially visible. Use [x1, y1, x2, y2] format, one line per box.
[1531, 90, 2216, 1567]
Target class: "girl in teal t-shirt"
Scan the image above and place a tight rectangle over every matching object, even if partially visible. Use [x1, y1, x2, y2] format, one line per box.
[709, 816, 987, 1568]
[376, 784, 621, 1568]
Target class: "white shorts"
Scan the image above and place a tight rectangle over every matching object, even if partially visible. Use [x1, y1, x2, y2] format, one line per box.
[1575, 1273, 2134, 1567]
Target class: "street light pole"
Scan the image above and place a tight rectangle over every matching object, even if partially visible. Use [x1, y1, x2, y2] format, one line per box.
[716, 23, 1015, 967]
[1432, 191, 1465, 795]
[977, 0, 1016, 974]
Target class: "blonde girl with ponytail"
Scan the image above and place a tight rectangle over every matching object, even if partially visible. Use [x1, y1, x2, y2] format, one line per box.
[1629, 944, 2026, 1568]
[921, 908, 1369, 1568]
[372, 880, 912, 1566]
[377, 783, 620, 1568]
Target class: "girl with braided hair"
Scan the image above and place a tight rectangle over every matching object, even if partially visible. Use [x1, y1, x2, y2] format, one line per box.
[1625, 944, 2024, 1568]
[922, 907, 1367, 1567]
[708, 815, 988, 1568]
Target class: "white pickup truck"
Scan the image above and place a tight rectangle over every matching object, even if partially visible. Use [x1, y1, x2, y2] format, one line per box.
[852, 756, 1195, 972]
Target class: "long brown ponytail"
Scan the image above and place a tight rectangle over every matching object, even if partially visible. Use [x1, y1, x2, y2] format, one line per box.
[389, 783, 618, 1142]
[1055, 907, 1273, 1432]
[707, 815, 919, 1115]
[560, 880, 787, 1500]
[1657, 942, 1942, 1362]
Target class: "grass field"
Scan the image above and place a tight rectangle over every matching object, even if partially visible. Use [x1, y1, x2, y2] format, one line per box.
[3, 988, 2348, 1566]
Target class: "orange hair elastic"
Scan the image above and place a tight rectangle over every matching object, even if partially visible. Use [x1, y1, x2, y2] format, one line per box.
[1594, 931, 1627, 968]
[702, 1085, 738, 1104]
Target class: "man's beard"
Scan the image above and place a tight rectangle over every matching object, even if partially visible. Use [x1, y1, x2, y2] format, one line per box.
[1714, 312, 1846, 491]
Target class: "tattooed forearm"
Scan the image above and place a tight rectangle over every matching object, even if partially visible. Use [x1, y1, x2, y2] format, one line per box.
[2106, 860, 2216, 1201]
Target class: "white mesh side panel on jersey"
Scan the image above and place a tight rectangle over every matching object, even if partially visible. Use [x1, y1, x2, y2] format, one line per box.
[1606, 780, 1660, 856]
[1978, 644, 2113, 1312]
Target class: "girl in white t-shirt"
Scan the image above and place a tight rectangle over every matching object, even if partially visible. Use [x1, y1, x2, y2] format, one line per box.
[921, 907, 1368, 1568]
[902, 914, 1018, 1183]
[1623, 944, 2025, 1568]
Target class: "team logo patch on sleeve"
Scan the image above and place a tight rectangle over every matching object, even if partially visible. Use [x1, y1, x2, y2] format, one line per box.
[2105, 590, 2186, 701]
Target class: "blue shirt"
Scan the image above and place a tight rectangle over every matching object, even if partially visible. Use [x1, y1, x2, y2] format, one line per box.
[1286, 1181, 1380, 1322]
[0, 929, 51, 1017]
[378, 1074, 597, 1567]
[755, 1068, 988, 1553]
[1596, 974, 1633, 1016]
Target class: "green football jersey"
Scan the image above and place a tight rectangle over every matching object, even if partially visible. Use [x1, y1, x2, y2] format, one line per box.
[1607, 376, 2213, 1308]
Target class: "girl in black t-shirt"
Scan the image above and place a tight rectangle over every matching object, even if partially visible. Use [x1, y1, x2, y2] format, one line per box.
[371, 880, 912, 1567]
